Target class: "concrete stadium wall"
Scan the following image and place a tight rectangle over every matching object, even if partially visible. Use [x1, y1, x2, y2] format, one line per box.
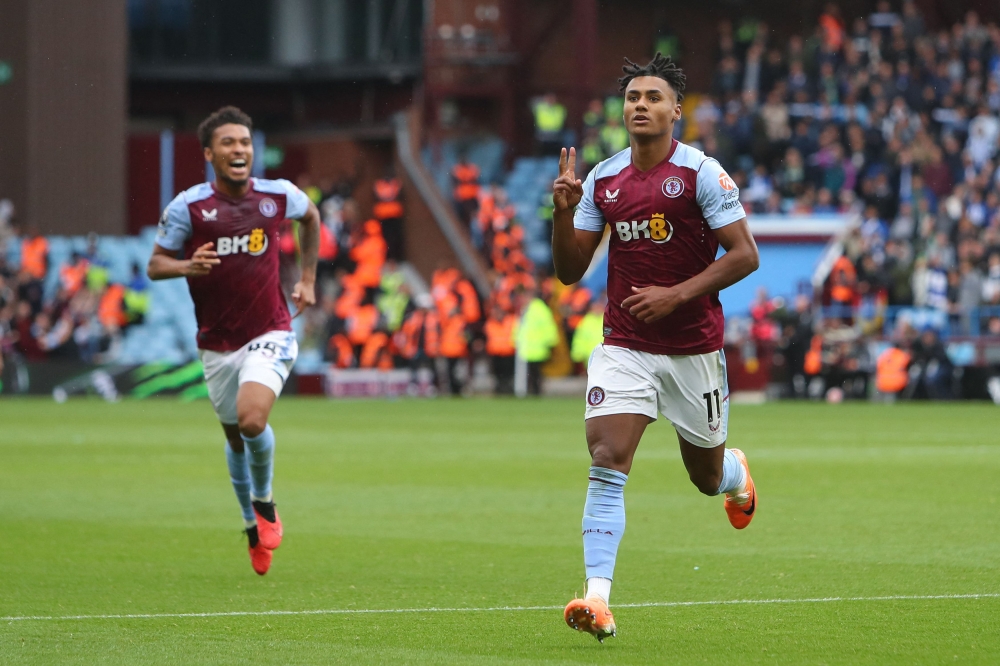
[0, 0, 127, 236]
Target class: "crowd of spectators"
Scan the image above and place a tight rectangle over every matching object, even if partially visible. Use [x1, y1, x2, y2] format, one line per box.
[693, 2, 1000, 400]
[0, 209, 149, 386]
[297, 169, 596, 397]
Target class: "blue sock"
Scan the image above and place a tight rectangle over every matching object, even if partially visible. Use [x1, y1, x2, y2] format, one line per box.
[225, 443, 255, 524]
[717, 448, 746, 495]
[241, 424, 275, 502]
[582, 466, 628, 582]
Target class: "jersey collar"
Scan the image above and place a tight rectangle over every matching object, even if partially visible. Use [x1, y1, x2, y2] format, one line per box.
[631, 138, 678, 180]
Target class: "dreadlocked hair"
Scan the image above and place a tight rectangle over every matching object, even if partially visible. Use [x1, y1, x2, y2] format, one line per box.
[617, 52, 686, 101]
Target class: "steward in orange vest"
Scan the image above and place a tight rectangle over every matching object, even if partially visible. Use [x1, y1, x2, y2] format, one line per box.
[876, 345, 911, 394]
[439, 304, 469, 396]
[804, 335, 824, 376]
[829, 256, 857, 307]
[20, 232, 49, 281]
[60, 253, 89, 297]
[98, 284, 128, 330]
[350, 220, 387, 288]
[373, 175, 405, 261]
[451, 158, 481, 226]
[484, 305, 517, 394]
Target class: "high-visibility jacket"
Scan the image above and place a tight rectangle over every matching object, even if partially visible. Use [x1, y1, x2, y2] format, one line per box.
[98, 284, 127, 329]
[484, 314, 517, 357]
[876, 347, 911, 393]
[494, 272, 536, 312]
[533, 101, 566, 133]
[60, 260, 89, 295]
[350, 223, 387, 287]
[804, 335, 824, 375]
[452, 163, 481, 202]
[455, 278, 481, 324]
[20, 237, 49, 280]
[570, 311, 604, 363]
[476, 190, 495, 231]
[346, 304, 380, 346]
[373, 178, 404, 220]
[600, 124, 630, 154]
[86, 263, 110, 293]
[431, 267, 460, 314]
[423, 310, 441, 357]
[328, 333, 355, 368]
[395, 309, 441, 359]
[359, 331, 393, 369]
[830, 256, 857, 304]
[439, 314, 468, 359]
[581, 139, 605, 166]
[124, 286, 150, 321]
[394, 310, 424, 359]
[515, 298, 559, 362]
[335, 277, 365, 319]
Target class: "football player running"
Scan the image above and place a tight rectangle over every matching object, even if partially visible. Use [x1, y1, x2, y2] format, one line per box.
[551, 55, 760, 641]
[148, 107, 321, 575]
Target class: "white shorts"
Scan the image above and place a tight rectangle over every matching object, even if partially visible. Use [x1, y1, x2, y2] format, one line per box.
[585, 344, 729, 448]
[199, 330, 298, 425]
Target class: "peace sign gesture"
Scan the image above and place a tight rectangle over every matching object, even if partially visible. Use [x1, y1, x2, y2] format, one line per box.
[552, 147, 584, 213]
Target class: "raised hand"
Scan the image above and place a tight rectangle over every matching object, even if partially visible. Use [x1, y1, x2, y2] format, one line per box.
[186, 242, 220, 277]
[553, 147, 584, 212]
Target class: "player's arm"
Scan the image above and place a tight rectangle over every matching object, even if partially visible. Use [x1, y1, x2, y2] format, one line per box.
[146, 198, 218, 280]
[623, 159, 759, 323]
[147, 243, 220, 280]
[552, 147, 604, 284]
[622, 220, 759, 323]
[290, 199, 321, 316]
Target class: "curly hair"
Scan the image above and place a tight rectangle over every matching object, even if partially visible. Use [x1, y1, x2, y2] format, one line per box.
[617, 52, 687, 101]
[197, 106, 253, 149]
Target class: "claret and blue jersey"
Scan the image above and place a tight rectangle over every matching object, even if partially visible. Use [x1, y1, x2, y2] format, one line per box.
[156, 178, 311, 352]
[573, 139, 747, 356]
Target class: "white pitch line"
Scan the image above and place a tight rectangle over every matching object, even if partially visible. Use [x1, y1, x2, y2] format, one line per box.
[4, 593, 999, 623]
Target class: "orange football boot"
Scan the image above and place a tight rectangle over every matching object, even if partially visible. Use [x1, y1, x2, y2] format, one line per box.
[252, 501, 282, 550]
[246, 527, 273, 575]
[724, 448, 757, 529]
[564, 597, 617, 642]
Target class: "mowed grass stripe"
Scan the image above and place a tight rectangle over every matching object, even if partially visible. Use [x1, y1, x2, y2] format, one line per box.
[3, 592, 999, 622]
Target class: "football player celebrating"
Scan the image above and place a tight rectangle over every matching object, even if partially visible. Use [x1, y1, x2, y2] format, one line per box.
[148, 107, 321, 575]
[552, 55, 760, 641]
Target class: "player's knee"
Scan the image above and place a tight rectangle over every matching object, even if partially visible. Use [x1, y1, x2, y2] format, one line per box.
[589, 441, 631, 472]
[238, 411, 267, 439]
[689, 470, 721, 496]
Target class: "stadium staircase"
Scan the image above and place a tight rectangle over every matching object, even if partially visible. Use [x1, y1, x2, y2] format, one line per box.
[419, 136, 558, 268]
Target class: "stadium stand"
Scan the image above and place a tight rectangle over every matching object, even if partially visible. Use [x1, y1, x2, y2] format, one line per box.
[4, 3, 1000, 402]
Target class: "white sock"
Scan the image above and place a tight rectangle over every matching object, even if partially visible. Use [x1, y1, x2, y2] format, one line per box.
[244, 518, 257, 529]
[250, 492, 273, 503]
[586, 577, 612, 604]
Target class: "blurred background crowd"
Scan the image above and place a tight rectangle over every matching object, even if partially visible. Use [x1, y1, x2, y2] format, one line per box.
[2, 0, 999, 402]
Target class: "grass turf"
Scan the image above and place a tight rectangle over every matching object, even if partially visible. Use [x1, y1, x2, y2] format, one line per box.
[1, 397, 998, 664]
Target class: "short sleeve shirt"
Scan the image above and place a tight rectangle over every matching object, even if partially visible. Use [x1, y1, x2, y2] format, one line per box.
[573, 140, 747, 355]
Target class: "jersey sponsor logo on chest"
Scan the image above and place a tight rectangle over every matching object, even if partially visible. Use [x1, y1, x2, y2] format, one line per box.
[614, 213, 673, 244]
[216, 228, 269, 257]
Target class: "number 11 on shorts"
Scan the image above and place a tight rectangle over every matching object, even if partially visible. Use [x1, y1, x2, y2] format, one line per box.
[702, 389, 722, 423]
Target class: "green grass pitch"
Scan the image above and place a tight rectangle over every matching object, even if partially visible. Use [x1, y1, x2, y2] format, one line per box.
[1, 397, 998, 664]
